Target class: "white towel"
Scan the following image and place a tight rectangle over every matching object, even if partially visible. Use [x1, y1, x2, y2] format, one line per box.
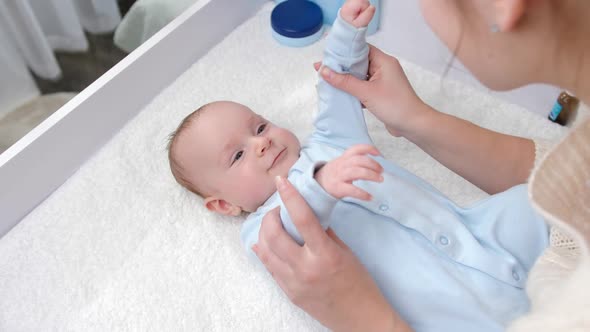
[0, 4, 567, 331]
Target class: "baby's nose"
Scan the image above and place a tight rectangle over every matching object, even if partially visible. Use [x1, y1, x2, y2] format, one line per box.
[255, 136, 271, 156]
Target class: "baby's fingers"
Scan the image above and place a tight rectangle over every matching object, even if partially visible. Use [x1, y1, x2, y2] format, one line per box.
[353, 5, 376, 27]
[314, 61, 322, 71]
[349, 155, 383, 174]
[342, 166, 383, 183]
[343, 144, 381, 158]
[340, 184, 372, 201]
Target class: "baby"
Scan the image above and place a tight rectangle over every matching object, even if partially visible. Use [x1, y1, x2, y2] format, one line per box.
[167, 1, 548, 331]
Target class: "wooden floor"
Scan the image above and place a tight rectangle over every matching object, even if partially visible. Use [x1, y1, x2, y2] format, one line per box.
[1, 0, 135, 153]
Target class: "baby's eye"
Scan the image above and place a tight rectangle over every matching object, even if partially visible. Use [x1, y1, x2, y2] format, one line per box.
[232, 151, 243, 165]
[257, 124, 267, 135]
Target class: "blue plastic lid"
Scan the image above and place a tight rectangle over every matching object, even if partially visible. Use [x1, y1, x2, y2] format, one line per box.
[271, 0, 324, 38]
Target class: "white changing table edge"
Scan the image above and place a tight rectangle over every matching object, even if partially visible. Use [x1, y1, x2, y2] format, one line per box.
[0, 0, 267, 237]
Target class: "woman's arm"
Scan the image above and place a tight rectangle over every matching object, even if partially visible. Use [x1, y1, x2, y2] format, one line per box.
[399, 102, 535, 194]
[253, 176, 412, 332]
[317, 45, 535, 194]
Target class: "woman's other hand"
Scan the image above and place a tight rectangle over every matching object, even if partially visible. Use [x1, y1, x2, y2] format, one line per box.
[253, 176, 411, 332]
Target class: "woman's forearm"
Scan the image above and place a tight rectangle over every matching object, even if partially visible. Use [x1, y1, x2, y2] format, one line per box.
[332, 287, 413, 332]
[399, 103, 535, 194]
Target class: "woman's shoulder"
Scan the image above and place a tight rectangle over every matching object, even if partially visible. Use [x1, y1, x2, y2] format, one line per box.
[529, 115, 590, 254]
[517, 115, 590, 332]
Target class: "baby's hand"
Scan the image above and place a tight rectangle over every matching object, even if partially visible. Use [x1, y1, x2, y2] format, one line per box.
[315, 144, 383, 201]
[340, 0, 375, 28]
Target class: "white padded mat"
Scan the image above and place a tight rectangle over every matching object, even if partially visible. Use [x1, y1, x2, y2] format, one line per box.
[0, 3, 567, 331]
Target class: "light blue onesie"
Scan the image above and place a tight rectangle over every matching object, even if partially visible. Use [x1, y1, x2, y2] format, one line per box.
[241, 12, 548, 332]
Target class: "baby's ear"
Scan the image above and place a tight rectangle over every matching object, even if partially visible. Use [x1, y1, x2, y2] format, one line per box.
[204, 197, 243, 216]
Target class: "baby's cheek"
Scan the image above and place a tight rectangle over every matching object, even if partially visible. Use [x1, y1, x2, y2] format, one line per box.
[253, 177, 276, 198]
[241, 174, 275, 208]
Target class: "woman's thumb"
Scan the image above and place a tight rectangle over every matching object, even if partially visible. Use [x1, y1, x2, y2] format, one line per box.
[320, 67, 369, 101]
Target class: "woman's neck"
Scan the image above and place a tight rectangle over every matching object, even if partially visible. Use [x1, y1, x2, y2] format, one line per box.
[547, 2, 590, 104]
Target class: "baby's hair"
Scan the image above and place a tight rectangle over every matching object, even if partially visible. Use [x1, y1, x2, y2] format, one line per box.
[167, 103, 213, 197]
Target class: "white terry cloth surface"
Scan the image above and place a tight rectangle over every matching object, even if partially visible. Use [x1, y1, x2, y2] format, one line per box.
[0, 4, 568, 331]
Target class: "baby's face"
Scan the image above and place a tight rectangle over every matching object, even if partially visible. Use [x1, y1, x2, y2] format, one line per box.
[176, 101, 300, 213]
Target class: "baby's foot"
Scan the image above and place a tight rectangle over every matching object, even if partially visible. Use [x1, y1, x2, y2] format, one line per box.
[340, 0, 375, 28]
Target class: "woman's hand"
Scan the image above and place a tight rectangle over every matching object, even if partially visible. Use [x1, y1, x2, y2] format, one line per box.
[253, 176, 412, 332]
[315, 45, 428, 137]
[316, 44, 536, 194]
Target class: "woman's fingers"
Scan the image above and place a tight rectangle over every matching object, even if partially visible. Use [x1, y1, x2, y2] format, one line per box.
[367, 44, 388, 76]
[275, 176, 328, 251]
[326, 227, 349, 249]
[320, 66, 372, 102]
[258, 207, 305, 268]
[253, 242, 292, 280]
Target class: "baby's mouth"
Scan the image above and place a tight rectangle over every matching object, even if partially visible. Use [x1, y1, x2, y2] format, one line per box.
[270, 148, 286, 170]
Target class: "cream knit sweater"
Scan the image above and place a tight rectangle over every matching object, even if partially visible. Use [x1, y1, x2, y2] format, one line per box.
[508, 116, 590, 331]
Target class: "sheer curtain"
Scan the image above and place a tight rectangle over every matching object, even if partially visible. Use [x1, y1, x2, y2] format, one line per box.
[0, 0, 121, 116]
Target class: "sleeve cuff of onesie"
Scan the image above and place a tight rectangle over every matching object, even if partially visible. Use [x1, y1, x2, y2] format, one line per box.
[280, 162, 339, 245]
[296, 161, 339, 228]
[326, 10, 368, 58]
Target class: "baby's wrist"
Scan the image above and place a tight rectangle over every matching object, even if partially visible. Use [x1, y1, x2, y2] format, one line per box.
[314, 164, 339, 199]
[340, 16, 359, 29]
[313, 164, 327, 187]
